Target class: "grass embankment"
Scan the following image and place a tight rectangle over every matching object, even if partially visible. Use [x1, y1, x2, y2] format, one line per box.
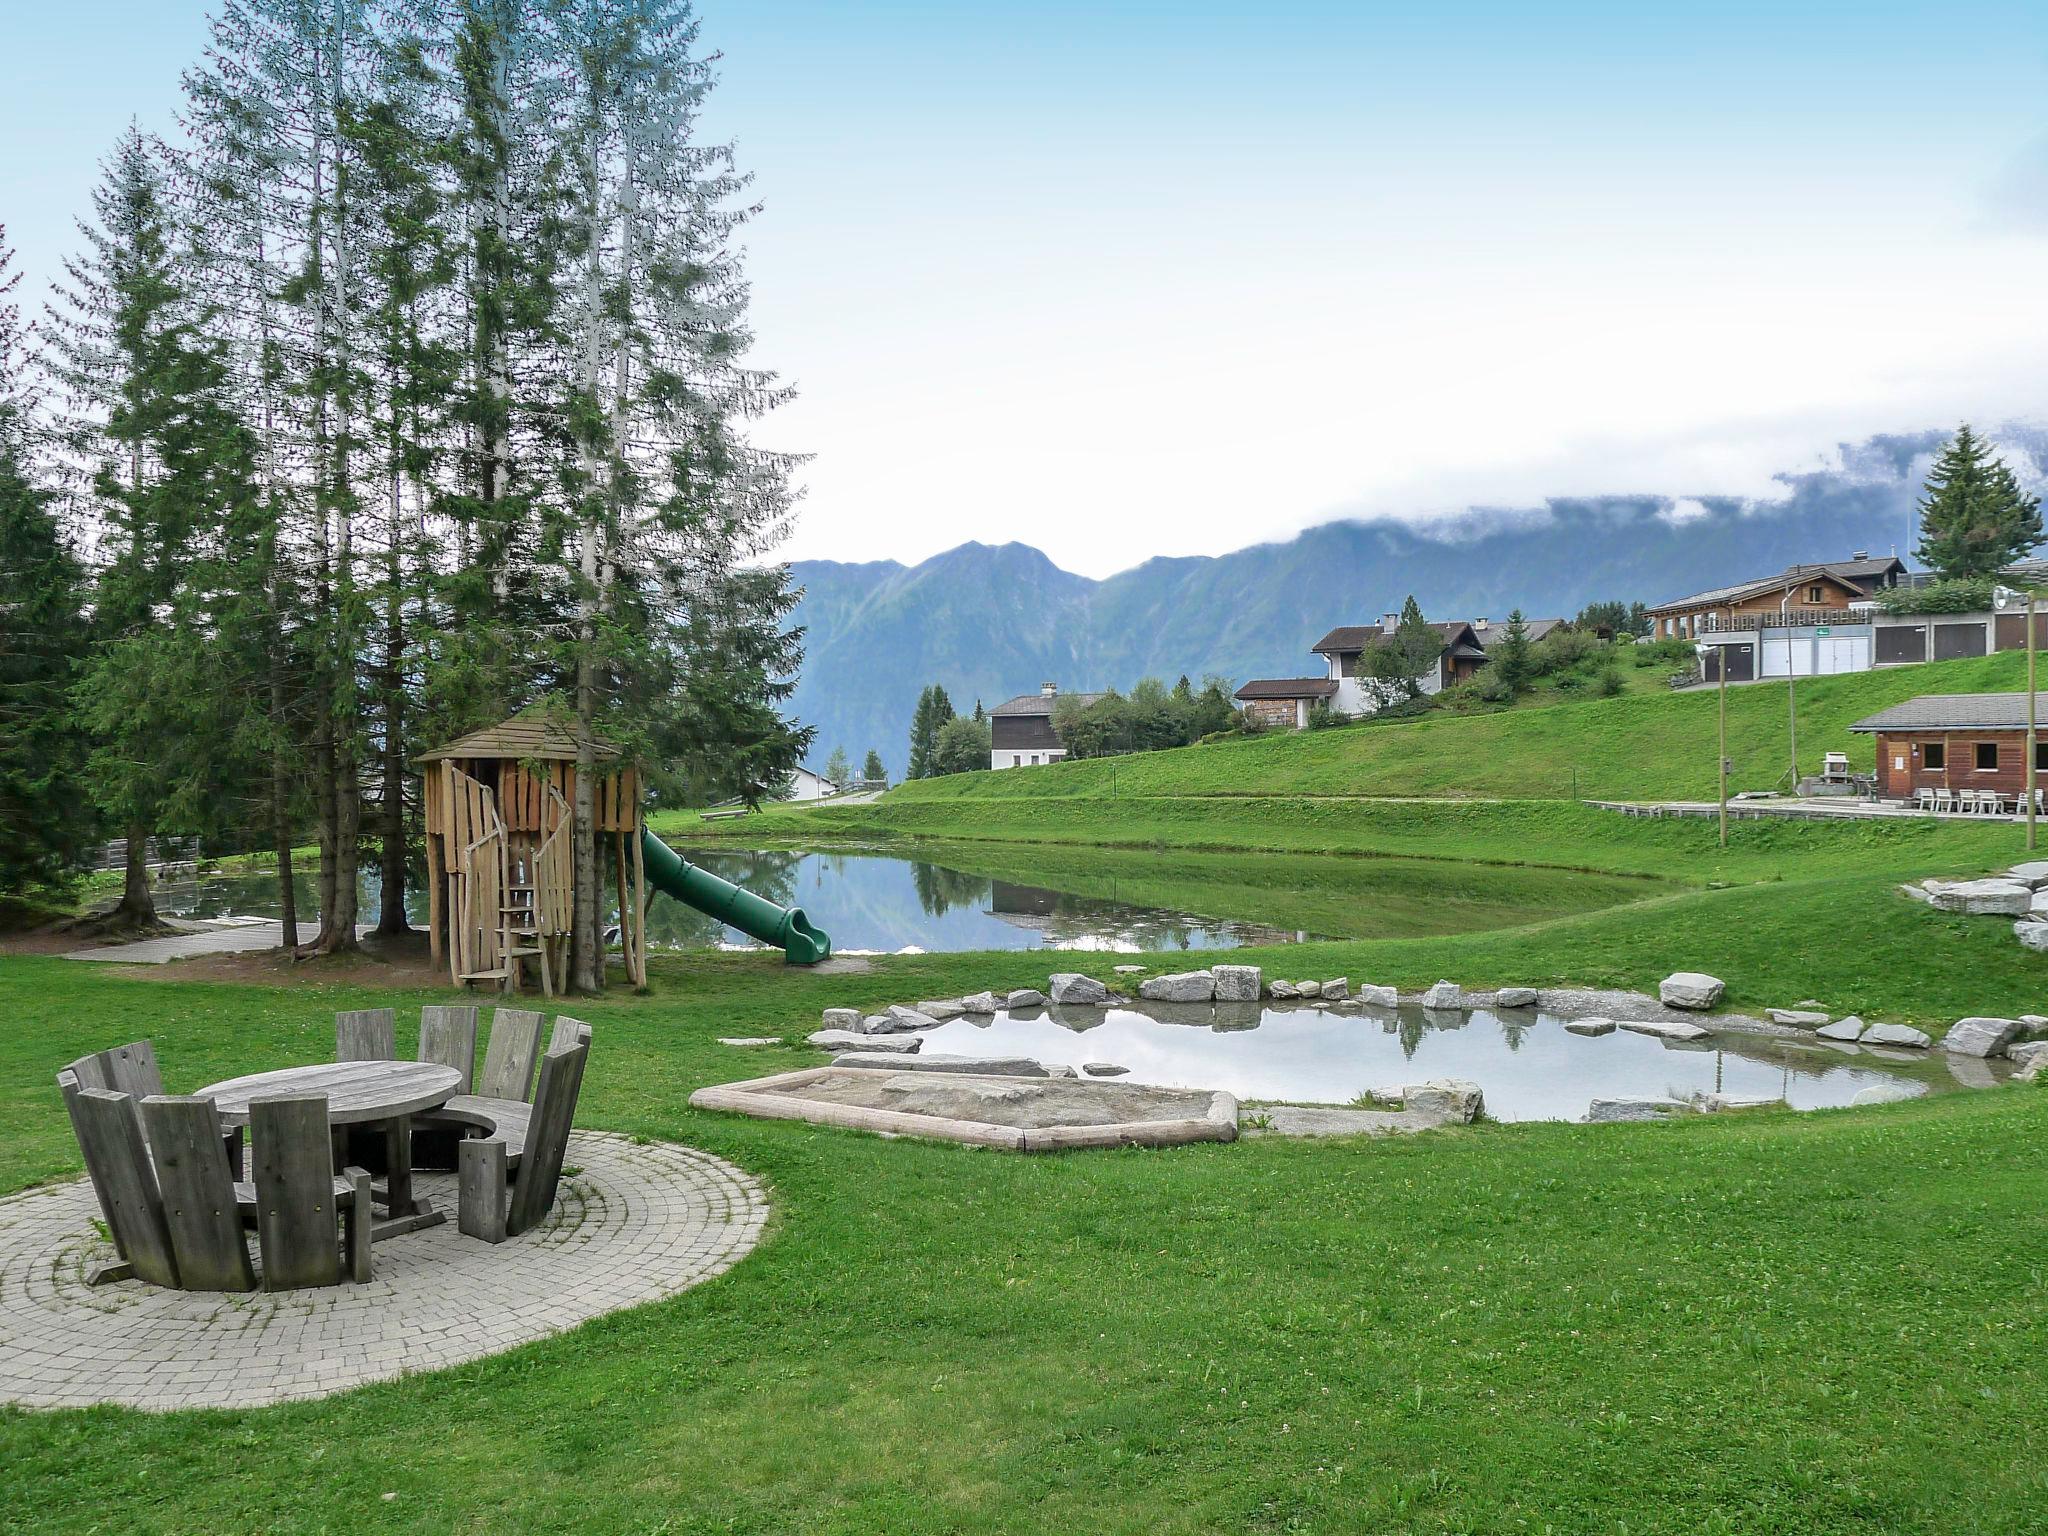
[2, 953, 2046, 1534]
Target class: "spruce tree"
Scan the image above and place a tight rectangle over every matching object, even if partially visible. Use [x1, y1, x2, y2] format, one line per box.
[823, 746, 849, 789]
[1369, 595, 1443, 698]
[1916, 424, 2043, 578]
[1496, 610, 1533, 695]
[861, 748, 885, 784]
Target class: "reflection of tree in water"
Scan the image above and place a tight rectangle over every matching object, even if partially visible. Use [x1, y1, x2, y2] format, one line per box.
[1497, 1016, 1531, 1053]
[912, 861, 993, 917]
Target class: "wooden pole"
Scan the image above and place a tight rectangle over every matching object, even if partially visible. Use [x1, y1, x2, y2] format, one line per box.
[2029, 594, 2038, 853]
[631, 815, 647, 987]
[1718, 649, 1729, 848]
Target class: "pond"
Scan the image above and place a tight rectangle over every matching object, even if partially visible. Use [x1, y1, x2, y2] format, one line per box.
[146, 843, 1662, 955]
[915, 1001, 2005, 1121]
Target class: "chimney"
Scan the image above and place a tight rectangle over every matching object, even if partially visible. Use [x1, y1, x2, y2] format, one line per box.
[1852, 550, 1868, 561]
[1380, 613, 1399, 634]
[1040, 681, 1058, 699]
[1473, 617, 1489, 631]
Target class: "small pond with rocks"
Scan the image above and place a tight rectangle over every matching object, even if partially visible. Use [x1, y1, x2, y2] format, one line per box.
[910, 1000, 2008, 1122]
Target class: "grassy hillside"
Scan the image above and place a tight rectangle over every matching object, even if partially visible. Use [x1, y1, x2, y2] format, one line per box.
[875, 651, 2038, 805]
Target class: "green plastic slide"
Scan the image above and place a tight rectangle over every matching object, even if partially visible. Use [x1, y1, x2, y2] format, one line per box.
[638, 826, 831, 965]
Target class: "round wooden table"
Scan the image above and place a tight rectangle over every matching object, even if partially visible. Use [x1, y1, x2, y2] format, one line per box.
[198, 1062, 463, 1238]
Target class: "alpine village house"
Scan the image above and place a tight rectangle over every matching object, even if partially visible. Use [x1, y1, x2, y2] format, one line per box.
[1235, 614, 1565, 726]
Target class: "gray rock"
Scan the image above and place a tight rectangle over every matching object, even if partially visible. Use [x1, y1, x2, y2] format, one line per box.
[2029, 889, 2048, 916]
[1851, 1082, 1918, 1106]
[2006, 1040, 2048, 1067]
[1403, 1078, 1484, 1123]
[915, 999, 967, 1021]
[1860, 1022, 1932, 1049]
[1045, 1063, 1079, 1078]
[1767, 1008, 1831, 1027]
[1139, 970, 1217, 1003]
[1929, 879, 2034, 916]
[1320, 978, 1349, 1001]
[821, 1007, 862, 1031]
[1355, 983, 1399, 1008]
[1113, 964, 1148, 974]
[1005, 988, 1047, 1010]
[1898, 882, 1938, 904]
[1210, 964, 1261, 1002]
[2014, 921, 2048, 952]
[2021, 1014, 2048, 1031]
[866, 1006, 941, 1034]
[1421, 979, 1464, 1010]
[2019, 1055, 2048, 1082]
[1586, 1095, 1695, 1123]
[1700, 1093, 1784, 1112]
[808, 1029, 920, 1053]
[834, 1051, 1048, 1076]
[1081, 1062, 1129, 1076]
[956, 991, 1001, 1015]
[1295, 980, 1323, 998]
[717, 1036, 782, 1047]
[1495, 987, 1539, 1009]
[1563, 1016, 1615, 1036]
[2009, 860, 2048, 888]
[1815, 1017, 1867, 1042]
[1048, 973, 1109, 1005]
[1619, 1018, 1713, 1042]
[1658, 972, 1724, 1010]
[1944, 1016, 2022, 1057]
[1268, 981, 1299, 1000]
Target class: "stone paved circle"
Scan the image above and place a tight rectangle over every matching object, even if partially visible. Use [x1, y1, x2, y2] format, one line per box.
[0, 1131, 767, 1411]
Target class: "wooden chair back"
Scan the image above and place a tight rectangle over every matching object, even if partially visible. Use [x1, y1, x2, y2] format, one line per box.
[419, 1005, 480, 1092]
[249, 1094, 343, 1290]
[507, 1040, 589, 1236]
[60, 1052, 115, 1093]
[66, 1087, 180, 1287]
[336, 1009, 397, 1062]
[549, 1015, 592, 1052]
[479, 1008, 546, 1101]
[140, 1096, 255, 1292]
[105, 1039, 163, 1099]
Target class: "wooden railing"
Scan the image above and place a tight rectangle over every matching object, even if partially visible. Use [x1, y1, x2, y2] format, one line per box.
[1698, 608, 1866, 633]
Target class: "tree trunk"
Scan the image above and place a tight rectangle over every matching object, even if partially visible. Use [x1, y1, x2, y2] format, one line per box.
[375, 454, 409, 936]
[110, 822, 158, 928]
[270, 650, 297, 944]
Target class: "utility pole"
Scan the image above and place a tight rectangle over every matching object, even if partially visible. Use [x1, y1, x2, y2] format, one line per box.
[1701, 642, 1727, 846]
[1781, 584, 1799, 793]
[1996, 584, 2038, 851]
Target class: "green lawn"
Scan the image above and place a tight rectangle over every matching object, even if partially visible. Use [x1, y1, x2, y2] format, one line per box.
[3, 952, 2046, 1534]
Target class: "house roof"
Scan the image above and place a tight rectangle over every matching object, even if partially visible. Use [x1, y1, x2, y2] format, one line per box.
[1312, 620, 1479, 655]
[415, 708, 622, 764]
[1234, 678, 1340, 701]
[1471, 617, 1566, 649]
[989, 690, 1108, 717]
[1848, 693, 2048, 733]
[1647, 557, 1907, 616]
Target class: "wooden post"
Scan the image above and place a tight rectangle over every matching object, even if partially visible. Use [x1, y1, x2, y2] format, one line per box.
[426, 825, 445, 966]
[1717, 649, 1728, 848]
[613, 829, 629, 981]
[631, 818, 647, 987]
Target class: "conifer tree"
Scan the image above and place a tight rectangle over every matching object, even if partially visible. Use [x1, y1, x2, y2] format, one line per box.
[823, 746, 849, 789]
[1916, 424, 2044, 578]
[1368, 595, 1443, 699]
[1496, 610, 1532, 695]
[861, 748, 885, 785]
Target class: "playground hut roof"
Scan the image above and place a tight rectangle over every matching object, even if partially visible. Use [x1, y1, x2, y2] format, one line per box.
[415, 711, 622, 765]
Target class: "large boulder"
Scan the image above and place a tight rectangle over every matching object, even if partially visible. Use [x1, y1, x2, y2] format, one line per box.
[821, 1007, 862, 1031]
[1421, 980, 1464, 1010]
[1354, 983, 1398, 1008]
[956, 991, 1001, 1015]
[2030, 890, 2048, 916]
[1210, 964, 1261, 1002]
[1816, 1017, 1867, 1042]
[1563, 1016, 1615, 1036]
[1700, 1093, 1783, 1112]
[1852, 1082, 1918, 1106]
[2009, 860, 2048, 888]
[1048, 973, 1109, 1005]
[915, 999, 967, 1020]
[1268, 981, 1300, 1000]
[1295, 980, 1324, 999]
[1320, 978, 1350, 1002]
[2015, 922, 2048, 953]
[1929, 879, 2034, 916]
[1587, 1096, 1695, 1123]
[1081, 1062, 1129, 1077]
[2006, 1040, 2048, 1068]
[1005, 988, 1047, 1010]
[834, 1051, 1047, 1076]
[1860, 1022, 1932, 1049]
[1403, 1079, 1485, 1123]
[1495, 987, 1539, 1009]
[1767, 1008, 1831, 1028]
[1943, 1016, 2022, 1057]
[1658, 972, 1724, 1010]
[809, 1029, 919, 1053]
[867, 1006, 940, 1034]
[1619, 1018, 1712, 1042]
[1139, 970, 1217, 1003]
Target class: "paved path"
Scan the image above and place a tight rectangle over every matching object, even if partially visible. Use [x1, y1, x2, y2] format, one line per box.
[0, 1131, 767, 1410]
[60, 920, 375, 965]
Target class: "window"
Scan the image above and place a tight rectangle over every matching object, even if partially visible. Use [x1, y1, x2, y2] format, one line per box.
[1976, 742, 1999, 772]
[2037, 740, 2048, 772]
[1807, 585, 1824, 604]
[1923, 742, 1946, 770]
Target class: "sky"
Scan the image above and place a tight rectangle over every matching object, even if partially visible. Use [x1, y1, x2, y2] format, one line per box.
[7, 1, 2048, 577]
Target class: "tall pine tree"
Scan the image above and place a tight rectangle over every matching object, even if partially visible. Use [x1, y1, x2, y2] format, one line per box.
[1916, 424, 2043, 578]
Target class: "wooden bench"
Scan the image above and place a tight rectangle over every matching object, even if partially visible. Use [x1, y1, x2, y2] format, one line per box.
[427, 1017, 588, 1169]
[458, 1027, 591, 1244]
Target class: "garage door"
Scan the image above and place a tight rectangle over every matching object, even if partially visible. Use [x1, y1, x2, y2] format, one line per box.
[1876, 625, 1926, 664]
[1935, 622, 1988, 660]
[1703, 643, 1753, 682]
[1763, 635, 1870, 676]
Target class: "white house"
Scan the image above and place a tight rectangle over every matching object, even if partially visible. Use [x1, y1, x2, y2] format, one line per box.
[989, 682, 1105, 769]
[782, 764, 838, 801]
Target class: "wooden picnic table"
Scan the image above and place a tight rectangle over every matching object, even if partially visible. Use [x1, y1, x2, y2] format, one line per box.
[197, 1061, 463, 1241]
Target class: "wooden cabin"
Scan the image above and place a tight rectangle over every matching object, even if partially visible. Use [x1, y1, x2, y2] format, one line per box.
[416, 713, 648, 995]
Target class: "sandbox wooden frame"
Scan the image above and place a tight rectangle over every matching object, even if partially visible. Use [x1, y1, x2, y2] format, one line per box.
[689, 1066, 1240, 1152]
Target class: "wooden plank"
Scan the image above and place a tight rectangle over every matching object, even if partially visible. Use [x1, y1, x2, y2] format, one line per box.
[507, 1042, 588, 1236]
[71, 1089, 180, 1287]
[549, 1014, 591, 1052]
[479, 1009, 545, 1101]
[105, 1040, 163, 1099]
[418, 1005, 478, 1092]
[336, 1008, 397, 1062]
[458, 1137, 508, 1244]
[426, 822, 445, 965]
[62, 1053, 114, 1092]
[344, 1167, 372, 1282]
[140, 1096, 254, 1292]
[250, 1094, 341, 1290]
[631, 817, 648, 986]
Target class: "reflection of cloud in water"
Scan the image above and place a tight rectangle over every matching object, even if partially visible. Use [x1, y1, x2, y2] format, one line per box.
[916, 1006, 2004, 1122]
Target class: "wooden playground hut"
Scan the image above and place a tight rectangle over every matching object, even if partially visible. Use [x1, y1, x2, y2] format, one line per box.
[416, 712, 648, 996]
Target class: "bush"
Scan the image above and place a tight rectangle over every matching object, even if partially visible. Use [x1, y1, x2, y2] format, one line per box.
[1530, 629, 1602, 677]
[1472, 668, 1517, 704]
[1596, 661, 1625, 697]
[1875, 576, 1996, 615]
[1305, 701, 1344, 730]
[1632, 637, 1698, 669]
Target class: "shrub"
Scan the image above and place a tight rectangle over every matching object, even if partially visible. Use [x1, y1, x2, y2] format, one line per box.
[1530, 629, 1602, 676]
[1875, 576, 1996, 615]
